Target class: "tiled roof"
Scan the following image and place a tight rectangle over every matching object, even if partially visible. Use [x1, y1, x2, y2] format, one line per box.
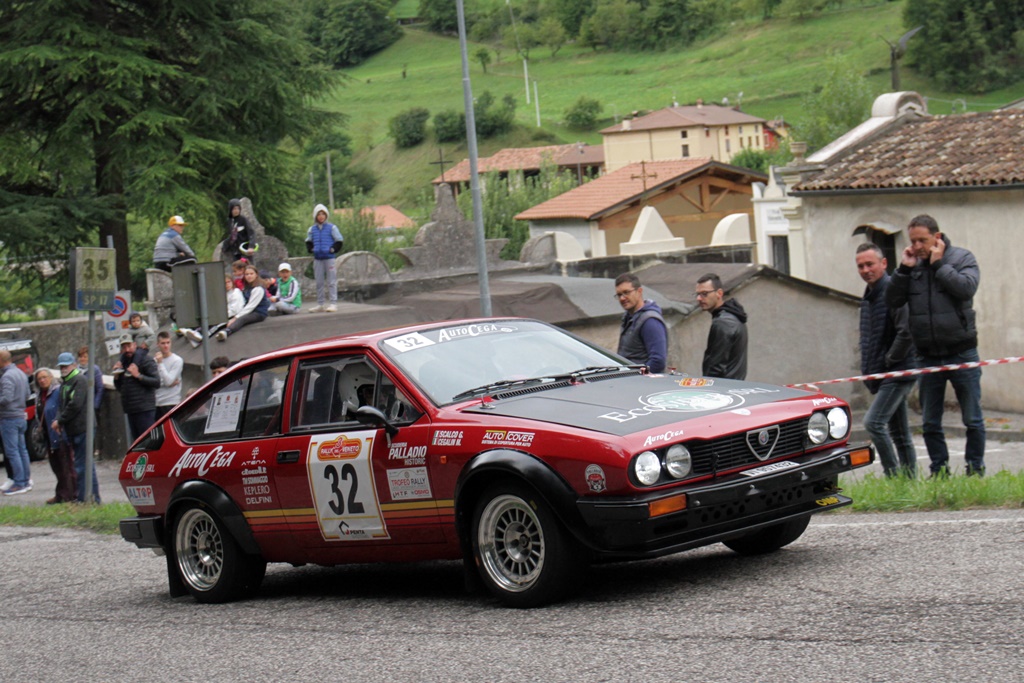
[335, 205, 416, 229]
[601, 105, 765, 135]
[555, 143, 604, 167]
[795, 110, 1024, 192]
[515, 158, 716, 221]
[433, 145, 575, 184]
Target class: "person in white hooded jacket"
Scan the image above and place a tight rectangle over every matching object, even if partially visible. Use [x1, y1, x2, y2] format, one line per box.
[304, 203, 344, 312]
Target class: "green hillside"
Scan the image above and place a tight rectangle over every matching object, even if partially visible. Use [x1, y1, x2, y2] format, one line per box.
[326, 2, 1024, 211]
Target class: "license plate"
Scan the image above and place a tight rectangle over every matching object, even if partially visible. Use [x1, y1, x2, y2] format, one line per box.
[739, 460, 799, 477]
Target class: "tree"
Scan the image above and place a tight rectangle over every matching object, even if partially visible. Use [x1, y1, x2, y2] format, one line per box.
[456, 163, 578, 259]
[729, 143, 791, 175]
[580, 0, 646, 51]
[474, 47, 492, 73]
[502, 22, 540, 61]
[564, 96, 604, 130]
[549, 0, 598, 37]
[904, 0, 1024, 93]
[304, 0, 402, 68]
[798, 54, 875, 151]
[389, 107, 431, 148]
[0, 0, 339, 291]
[419, 0, 459, 33]
[536, 17, 568, 57]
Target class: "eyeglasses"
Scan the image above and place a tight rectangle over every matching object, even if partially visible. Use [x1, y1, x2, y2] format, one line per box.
[614, 289, 637, 299]
[695, 290, 716, 299]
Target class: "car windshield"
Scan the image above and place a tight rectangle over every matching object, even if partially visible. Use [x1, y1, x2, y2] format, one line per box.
[379, 320, 626, 405]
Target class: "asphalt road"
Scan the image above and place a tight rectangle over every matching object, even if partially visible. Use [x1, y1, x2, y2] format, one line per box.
[2, 507, 1022, 682]
[3, 434, 1022, 681]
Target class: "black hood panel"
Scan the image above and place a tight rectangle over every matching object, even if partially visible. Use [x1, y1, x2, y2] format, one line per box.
[462, 375, 812, 437]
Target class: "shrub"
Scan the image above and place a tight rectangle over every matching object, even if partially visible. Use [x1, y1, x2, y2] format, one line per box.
[388, 107, 430, 148]
[564, 96, 604, 130]
[475, 91, 516, 138]
[433, 110, 466, 143]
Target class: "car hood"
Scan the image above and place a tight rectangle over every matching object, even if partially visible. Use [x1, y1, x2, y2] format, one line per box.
[461, 374, 816, 437]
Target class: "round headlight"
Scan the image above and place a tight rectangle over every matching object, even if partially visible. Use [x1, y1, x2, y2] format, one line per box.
[665, 444, 692, 479]
[827, 407, 850, 439]
[634, 451, 661, 486]
[807, 412, 829, 444]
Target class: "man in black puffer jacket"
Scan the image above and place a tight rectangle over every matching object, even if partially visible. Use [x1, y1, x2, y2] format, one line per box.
[696, 273, 748, 380]
[856, 244, 917, 478]
[887, 215, 985, 477]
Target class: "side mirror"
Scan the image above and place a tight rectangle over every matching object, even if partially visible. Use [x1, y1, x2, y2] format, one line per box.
[354, 405, 399, 438]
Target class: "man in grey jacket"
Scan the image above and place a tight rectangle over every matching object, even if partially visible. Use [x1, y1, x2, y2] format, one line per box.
[887, 214, 985, 477]
[0, 349, 32, 495]
[153, 215, 197, 271]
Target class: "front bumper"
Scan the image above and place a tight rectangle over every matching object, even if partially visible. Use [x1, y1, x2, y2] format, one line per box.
[120, 515, 164, 549]
[576, 444, 872, 560]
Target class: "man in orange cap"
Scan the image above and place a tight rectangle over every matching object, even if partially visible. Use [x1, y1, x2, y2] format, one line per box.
[153, 215, 197, 271]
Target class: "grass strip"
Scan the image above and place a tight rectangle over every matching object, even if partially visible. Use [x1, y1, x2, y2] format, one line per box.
[840, 469, 1024, 512]
[2, 472, 1022, 534]
[0, 502, 135, 534]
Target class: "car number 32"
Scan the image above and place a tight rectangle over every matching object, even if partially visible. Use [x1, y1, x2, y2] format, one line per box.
[307, 431, 389, 541]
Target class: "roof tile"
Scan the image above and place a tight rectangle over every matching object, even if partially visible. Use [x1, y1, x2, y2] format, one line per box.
[515, 158, 715, 221]
[795, 110, 1024, 192]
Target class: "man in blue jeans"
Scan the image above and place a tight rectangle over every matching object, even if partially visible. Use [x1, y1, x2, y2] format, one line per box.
[856, 244, 917, 477]
[887, 215, 985, 477]
[0, 349, 32, 495]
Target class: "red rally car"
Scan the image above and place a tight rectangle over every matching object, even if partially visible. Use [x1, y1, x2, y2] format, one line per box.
[119, 318, 873, 607]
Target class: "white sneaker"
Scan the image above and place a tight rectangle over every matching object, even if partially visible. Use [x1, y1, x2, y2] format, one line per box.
[325, 304, 337, 313]
[183, 329, 202, 343]
[308, 305, 323, 313]
[215, 330, 228, 342]
[0, 479, 12, 492]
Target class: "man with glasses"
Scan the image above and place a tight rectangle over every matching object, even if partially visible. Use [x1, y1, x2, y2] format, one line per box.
[695, 273, 748, 380]
[614, 273, 668, 373]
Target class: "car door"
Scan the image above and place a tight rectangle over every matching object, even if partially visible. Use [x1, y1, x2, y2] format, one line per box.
[271, 352, 440, 561]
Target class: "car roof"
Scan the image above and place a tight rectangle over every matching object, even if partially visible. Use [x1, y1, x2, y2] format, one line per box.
[228, 317, 541, 371]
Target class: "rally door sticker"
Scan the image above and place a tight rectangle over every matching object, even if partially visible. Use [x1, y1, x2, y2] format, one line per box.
[307, 431, 389, 541]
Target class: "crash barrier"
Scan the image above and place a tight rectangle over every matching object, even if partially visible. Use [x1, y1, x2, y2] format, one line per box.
[788, 356, 1024, 390]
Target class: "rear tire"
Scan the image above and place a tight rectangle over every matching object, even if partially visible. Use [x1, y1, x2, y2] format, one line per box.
[172, 503, 266, 603]
[722, 516, 811, 556]
[471, 483, 582, 608]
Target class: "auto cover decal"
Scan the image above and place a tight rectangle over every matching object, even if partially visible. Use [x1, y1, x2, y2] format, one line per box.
[462, 375, 813, 437]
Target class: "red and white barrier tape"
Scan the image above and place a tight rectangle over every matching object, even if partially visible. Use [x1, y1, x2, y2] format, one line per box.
[788, 356, 1024, 390]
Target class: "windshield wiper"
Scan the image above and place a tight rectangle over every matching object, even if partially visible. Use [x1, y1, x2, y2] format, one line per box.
[450, 366, 638, 402]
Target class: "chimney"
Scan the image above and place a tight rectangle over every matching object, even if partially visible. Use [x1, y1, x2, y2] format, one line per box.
[622, 118, 632, 131]
[696, 98, 703, 108]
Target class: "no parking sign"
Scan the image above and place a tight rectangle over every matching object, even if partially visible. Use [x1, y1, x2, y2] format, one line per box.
[103, 290, 132, 338]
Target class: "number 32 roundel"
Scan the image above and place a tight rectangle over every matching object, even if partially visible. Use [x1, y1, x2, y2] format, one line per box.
[307, 431, 389, 541]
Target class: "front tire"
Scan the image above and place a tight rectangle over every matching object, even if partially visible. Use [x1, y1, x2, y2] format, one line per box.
[722, 516, 811, 556]
[471, 483, 581, 608]
[172, 503, 266, 603]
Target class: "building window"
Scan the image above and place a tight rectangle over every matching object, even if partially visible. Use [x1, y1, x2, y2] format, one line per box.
[739, 138, 745, 149]
[749, 136, 753, 148]
[771, 236, 790, 275]
[680, 130, 688, 139]
[705, 127, 710, 137]
[681, 144, 689, 157]
[725, 139, 731, 153]
[724, 126, 729, 134]
[739, 125, 744, 134]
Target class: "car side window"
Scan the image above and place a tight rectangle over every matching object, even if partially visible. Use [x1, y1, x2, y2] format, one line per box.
[240, 363, 289, 438]
[172, 361, 289, 443]
[291, 354, 421, 431]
